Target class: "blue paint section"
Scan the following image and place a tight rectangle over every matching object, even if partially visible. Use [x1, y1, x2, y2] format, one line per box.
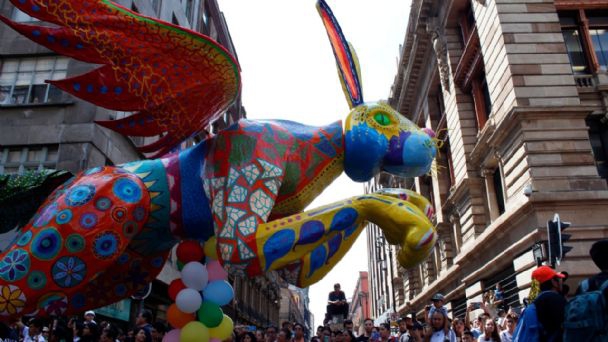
[295, 221, 325, 248]
[264, 230, 296, 271]
[383, 132, 436, 177]
[383, 131, 411, 167]
[344, 222, 359, 239]
[308, 244, 327, 278]
[326, 233, 342, 262]
[329, 207, 358, 233]
[344, 124, 387, 182]
[179, 142, 214, 240]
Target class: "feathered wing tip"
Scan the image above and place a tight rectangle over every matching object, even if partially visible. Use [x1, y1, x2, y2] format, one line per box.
[316, 0, 364, 109]
[2, 0, 241, 157]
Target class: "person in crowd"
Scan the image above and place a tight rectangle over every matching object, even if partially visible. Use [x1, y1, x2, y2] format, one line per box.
[100, 326, 119, 342]
[281, 322, 293, 334]
[499, 313, 517, 342]
[428, 293, 448, 322]
[133, 327, 152, 342]
[461, 331, 475, 342]
[150, 322, 166, 342]
[576, 239, 608, 294]
[451, 317, 465, 341]
[327, 283, 348, 322]
[408, 322, 423, 342]
[377, 323, 394, 342]
[266, 326, 278, 342]
[239, 331, 257, 342]
[134, 310, 153, 334]
[81, 322, 99, 342]
[24, 318, 46, 342]
[278, 329, 292, 342]
[311, 326, 323, 342]
[257, 330, 266, 342]
[476, 318, 499, 342]
[344, 320, 354, 334]
[292, 323, 305, 342]
[42, 326, 51, 341]
[335, 329, 346, 342]
[356, 319, 374, 342]
[530, 265, 567, 340]
[342, 330, 356, 342]
[427, 311, 456, 342]
[397, 317, 410, 342]
[83, 312, 96, 326]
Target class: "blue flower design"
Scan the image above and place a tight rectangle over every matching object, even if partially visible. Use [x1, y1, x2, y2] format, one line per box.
[65, 184, 96, 207]
[112, 178, 142, 203]
[0, 249, 30, 281]
[52, 256, 86, 288]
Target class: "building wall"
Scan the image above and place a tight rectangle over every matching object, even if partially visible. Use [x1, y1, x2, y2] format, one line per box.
[348, 271, 370, 335]
[371, 0, 608, 319]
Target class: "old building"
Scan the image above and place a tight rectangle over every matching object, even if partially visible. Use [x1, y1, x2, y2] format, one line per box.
[348, 271, 370, 335]
[368, 0, 608, 319]
[278, 285, 313, 334]
[0, 0, 281, 326]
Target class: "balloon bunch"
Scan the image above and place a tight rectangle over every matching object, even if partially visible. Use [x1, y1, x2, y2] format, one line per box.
[163, 238, 236, 342]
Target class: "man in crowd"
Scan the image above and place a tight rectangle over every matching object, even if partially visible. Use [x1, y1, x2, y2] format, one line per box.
[344, 319, 354, 334]
[23, 318, 45, 342]
[531, 265, 568, 340]
[84, 311, 97, 326]
[576, 239, 608, 294]
[135, 310, 154, 334]
[265, 326, 278, 342]
[397, 317, 410, 342]
[327, 283, 348, 322]
[356, 318, 374, 342]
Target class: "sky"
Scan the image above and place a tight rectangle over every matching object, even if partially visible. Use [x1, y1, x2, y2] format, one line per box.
[219, 0, 411, 326]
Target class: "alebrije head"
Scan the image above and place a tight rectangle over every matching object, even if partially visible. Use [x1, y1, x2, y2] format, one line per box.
[317, 0, 437, 182]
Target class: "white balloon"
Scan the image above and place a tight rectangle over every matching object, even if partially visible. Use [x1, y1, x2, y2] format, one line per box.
[175, 288, 202, 313]
[181, 261, 209, 291]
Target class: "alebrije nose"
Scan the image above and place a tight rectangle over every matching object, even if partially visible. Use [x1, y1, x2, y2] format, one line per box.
[422, 127, 436, 139]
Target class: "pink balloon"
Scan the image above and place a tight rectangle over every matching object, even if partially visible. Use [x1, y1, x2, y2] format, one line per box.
[210, 338, 222, 342]
[206, 260, 228, 281]
[163, 329, 181, 342]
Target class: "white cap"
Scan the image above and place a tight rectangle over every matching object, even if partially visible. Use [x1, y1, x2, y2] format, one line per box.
[84, 310, 95, 317]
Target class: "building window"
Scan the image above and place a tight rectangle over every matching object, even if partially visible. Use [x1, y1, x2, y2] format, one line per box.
[0, 145, 59, 175]
[471, 72, 492, 131]
[492, 168, 506, 215]
[559, 8, 608, 74]
[587, 116, 608, 181]
[0, 57, 68, 106]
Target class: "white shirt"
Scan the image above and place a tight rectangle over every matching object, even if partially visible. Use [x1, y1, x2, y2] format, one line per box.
[24, 334, 46, 342]
[499, 330, 512, 342]
[429, 329, 456, 342]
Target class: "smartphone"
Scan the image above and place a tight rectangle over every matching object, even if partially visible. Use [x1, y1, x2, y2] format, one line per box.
[471, 302, 481, 310]
[511, 306, 522, 315]
[323, 336, 330, 342]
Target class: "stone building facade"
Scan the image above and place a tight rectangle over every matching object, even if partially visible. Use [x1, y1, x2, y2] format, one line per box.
[0, 0, 280, 325]
[367, 0, 608, 319]
[348, 271, 370, 335]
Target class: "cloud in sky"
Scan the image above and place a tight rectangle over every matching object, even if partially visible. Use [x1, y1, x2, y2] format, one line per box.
[219, 0, 411, 326]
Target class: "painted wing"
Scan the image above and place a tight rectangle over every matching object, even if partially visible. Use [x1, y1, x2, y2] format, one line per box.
[0, 0, 241, 158]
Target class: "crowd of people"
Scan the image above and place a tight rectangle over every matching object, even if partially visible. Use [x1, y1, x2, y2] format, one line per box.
[1, 309, 167, 342]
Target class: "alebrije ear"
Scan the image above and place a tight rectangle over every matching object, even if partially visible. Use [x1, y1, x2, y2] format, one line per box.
[317, 0, 364, 109]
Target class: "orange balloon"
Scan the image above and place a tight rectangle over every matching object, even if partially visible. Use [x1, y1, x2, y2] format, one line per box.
[167, 303, 195, 329]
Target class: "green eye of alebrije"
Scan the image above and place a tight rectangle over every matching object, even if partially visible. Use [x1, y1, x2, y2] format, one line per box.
[374, 113, 391, 126]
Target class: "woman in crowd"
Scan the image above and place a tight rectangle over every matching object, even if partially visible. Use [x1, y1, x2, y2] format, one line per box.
[378, 323, 395, 342]
[277, 328, 292, 342]
[476, 318, 499, 342]
[133, 327, 153, 342]
[498, 314, 517, 342]
[239, 331, 257, 342]
[451, 317, 466, 341]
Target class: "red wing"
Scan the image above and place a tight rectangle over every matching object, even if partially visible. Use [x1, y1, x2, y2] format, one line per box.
[1, 0, 241, 158]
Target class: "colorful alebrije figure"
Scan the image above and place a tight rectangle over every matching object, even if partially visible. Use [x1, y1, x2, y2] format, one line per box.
[0, 0, 438, 318]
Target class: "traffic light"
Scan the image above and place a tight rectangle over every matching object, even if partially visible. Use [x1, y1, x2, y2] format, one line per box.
[547, 213, 572, 267]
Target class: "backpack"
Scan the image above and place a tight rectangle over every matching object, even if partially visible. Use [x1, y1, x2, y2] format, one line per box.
[513, 292, 559, 342]
[563, 279, 608, 342]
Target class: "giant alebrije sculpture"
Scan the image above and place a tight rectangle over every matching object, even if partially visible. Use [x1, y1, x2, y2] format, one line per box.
[0, 0, 439, 318]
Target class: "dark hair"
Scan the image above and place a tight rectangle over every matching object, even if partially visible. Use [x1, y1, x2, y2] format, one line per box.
[29, 318, 44, 330]
[364, 318, 374, 324]
[344, 319, 353, 325]
[379, 323, 390, 331]
[139, 310, 153, 324]
[103, 327, 119, 341]
[266, 326, 278, 333]
[152, 322, 167, 334]
[293, 323, 304, 331]
[280, 328, 292, 340]
[463, 330, 474, 337]
[239, 331, 257, 342]
[134, 327, 153, 342]
[343, 330, 356, 342]
[590, 239, 608, 270]
[539, 279, 555, 292]
[482, 318, 500, 341]
[281, 321, 291, 328]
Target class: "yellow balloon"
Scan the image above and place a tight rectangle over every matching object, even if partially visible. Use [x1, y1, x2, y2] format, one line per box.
[209, 315, 233, 340]
[204, 237, 218, 260]
[180, 321, 209, 342]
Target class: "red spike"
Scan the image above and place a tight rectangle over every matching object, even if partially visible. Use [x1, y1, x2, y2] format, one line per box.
[96, 111, 166, 137]
[0, 17, 105, 65]
[47, 65, 145, 112]
[137, 135, 178, 153]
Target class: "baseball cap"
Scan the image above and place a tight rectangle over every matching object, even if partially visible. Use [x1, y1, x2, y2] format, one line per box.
[531, 265, 565, 284]
[84, 310, 95, 317]
[431, 293, 445, 302]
